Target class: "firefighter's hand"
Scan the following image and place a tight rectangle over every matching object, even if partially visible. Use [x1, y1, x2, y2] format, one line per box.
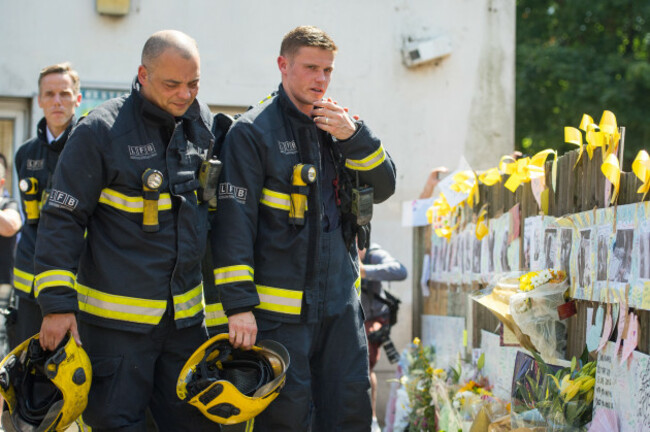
[312, 98, 357, 141]
[40, 313, 81, 351]
[228, 311, 257, 350]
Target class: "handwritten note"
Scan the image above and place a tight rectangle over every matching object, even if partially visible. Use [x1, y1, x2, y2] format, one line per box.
[480, 330, 520, 400]
[421, 315, 465, 368]
[593, 342, 650, 431]
[401, 198, 434, 227]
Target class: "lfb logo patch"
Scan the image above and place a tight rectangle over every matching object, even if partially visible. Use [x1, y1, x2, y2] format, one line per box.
[218, 182, 247, 204]
[48, 189, 79, 211]
[128, 143, 157, 160]
[26, 159, 45, 170]
[278, 140, 297, 155]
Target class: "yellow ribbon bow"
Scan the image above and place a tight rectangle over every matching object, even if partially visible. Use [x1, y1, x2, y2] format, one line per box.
[450, 170, 479, 207]
[599, 110, 621, 158]
[478, 168, 502, 186]
[632, 150, 650, 200]
[434, 226, 454, 241]
[428, 193, 451, 225]
[564, 126, 585, 167]
[500, 150, 556, 193]
[501, 156, 530, 192]
[430, 194, 456, 241]
[601, 153, 621, 205]
[475, 206, 488, 240]
[578, 111, 620, 160]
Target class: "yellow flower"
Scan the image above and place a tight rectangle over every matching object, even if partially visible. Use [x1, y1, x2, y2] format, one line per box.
[458, 380, 478, 393]
[413, 337, 421, 346]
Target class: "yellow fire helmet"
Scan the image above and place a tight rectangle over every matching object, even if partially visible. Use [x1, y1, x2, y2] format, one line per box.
[176, 333, 290, 425]
[0, 333, 92, 432]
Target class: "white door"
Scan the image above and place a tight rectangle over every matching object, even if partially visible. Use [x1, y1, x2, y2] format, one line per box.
[0, 99, 30, 198]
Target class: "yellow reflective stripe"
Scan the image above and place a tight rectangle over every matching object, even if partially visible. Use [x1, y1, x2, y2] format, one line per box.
[99, 188, 172, 213]
[205, 302, 228, 327]
[173, 284, 204, 320]
[354, 274, 361, 297]
[260, 188, 291, 211]
[77, 283, 167, 325]
[34, 270, 76, 296]
[345, 144, 386, 171]
[214, 265, 254, 286]
[256, 285, 302, 315]
[13, 268, 34, 294]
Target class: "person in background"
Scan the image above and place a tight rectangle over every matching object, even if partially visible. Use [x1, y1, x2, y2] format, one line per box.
[359, 243, 407, 432]
[11, 63, 81, 349]
[419, 166, 448, 199]
[0, 153, 22, 355]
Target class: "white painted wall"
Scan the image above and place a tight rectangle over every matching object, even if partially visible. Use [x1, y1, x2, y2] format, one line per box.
[0, 0, 515, 423]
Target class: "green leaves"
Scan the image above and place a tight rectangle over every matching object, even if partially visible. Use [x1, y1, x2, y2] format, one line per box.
[516, 1, 650, 170]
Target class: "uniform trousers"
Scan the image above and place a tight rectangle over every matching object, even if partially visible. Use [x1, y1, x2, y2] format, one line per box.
[79, 306, 218, 432]
[254, 228, 372, 431]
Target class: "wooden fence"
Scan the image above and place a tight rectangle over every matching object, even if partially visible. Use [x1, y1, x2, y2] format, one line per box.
[413, 146, 650, 359]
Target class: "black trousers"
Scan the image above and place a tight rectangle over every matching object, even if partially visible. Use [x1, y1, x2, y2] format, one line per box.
[79, 311, 219, 432]
[7, 295, 42, 350]
[254, 228, 372, 431]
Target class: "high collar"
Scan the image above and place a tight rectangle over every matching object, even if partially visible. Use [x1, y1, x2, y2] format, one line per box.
[277, 84, 316, 125]
[37, 117, 75, 152]
[131, 76, 202, 130]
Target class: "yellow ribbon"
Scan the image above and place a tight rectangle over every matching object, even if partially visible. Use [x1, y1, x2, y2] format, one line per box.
[502, 157, 530, 192]
[434, 227, 453, 241]
[478, 168, 502, 186]
[475, 206, 488, 240]
[564, 126, 585, 167]
[599, 110, 621, 158]
[449, 170, 479, 207]
[499, 155, 517, 174]
[577, 111, 620, 160]
[528, 149, 556, 179]
[433, 193, 451, 215]
[601, 153, 621, 205]
[431, 193, 457, 241]
[426, 206, 434, 225]
[427, 193, 451, 225]
[501, 150, 556, 193]
[435, 219, 460, 241]
[579, 114, 594, 131]
[632, 150, 650, 200]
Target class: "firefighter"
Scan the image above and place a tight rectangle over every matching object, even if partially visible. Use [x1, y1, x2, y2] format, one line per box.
[34, 30, 217, 431]
[0, 154, 22, 356]
[210, 26, 397, 431]
[11, 63, 81, 350]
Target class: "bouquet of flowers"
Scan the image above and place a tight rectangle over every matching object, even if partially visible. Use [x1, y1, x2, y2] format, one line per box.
[510, 269, 569, 361]
[512, 351, 596, 431]
[401, 338, 438, 431]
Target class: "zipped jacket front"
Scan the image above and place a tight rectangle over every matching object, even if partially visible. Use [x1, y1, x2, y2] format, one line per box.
[208, 85, 396, 329]
[13, 118, 74, 299]
[34, 80, 214, 333]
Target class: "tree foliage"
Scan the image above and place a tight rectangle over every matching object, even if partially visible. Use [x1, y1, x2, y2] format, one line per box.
[516, 1, 650, 169]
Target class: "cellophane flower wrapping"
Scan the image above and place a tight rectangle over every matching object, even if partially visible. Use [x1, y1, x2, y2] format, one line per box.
[509, 269, 569, 361]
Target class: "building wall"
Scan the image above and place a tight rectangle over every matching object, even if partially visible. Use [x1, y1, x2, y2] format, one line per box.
[0, 0, 515, 423]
